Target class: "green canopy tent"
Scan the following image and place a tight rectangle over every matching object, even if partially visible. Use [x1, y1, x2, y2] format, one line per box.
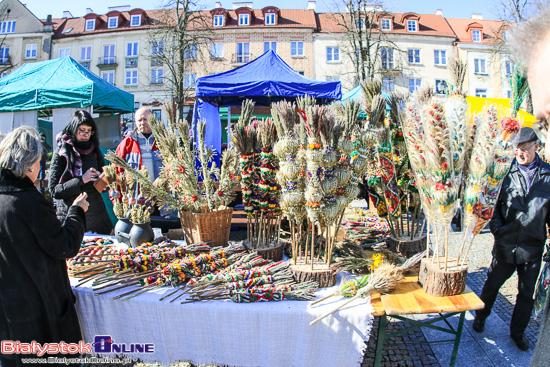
[0, 56, 134, 113]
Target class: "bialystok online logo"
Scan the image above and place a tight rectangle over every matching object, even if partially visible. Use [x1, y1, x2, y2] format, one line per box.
[0, 336, 155, 357]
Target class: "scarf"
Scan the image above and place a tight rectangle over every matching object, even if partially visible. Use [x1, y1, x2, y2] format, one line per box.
[518, 154, 540, 193]
[56, 133, 96, 182]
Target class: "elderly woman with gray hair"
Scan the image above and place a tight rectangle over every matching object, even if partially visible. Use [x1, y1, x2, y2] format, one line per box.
[0, 126, 89, 367]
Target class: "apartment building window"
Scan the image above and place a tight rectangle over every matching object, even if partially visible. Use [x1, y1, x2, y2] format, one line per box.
[506, 90, 512, 98]
[474, 58, 487, 74]
[108, 17, 118, 29]
[380, 47, 394, 69]
[326, 47, 340, 63]
[101, 70, 115, 84]
[408, 49, 420, 64]
[58, 48, 71, 58]
[238, 14, 250, 26]
[211, 43, 224, 59]
[125, 69, 138, 86]
[85, 19, 95, 31]
[265, 13, 276, 25]
[263, 41, 276, 53]
[103, 44, 115, 64]
[80, 46, 91, 61]
[183, 73, 196, 88]
[25, 44, 37, 59]
[472, 30, 481, 42]
[151, 40, 164, 56]
[0, 47, 9, 64]
[236, 42, 250, 63]
[325, 75, 340, 81]
[382, 77, 395, 92]
[130, 14, 141, 27]
[151, 68, 163, 84]
[434, 49, 447, 65]
[356, 18, 366, 30]
[435, 79, 448, 95]
[475, 88, 487, 97]
[152, 109, 162, 121]
[213, 15, 224, 27]
[0, 20, 16, 34]
[407, 20, 418, 32]
[408, 78, 421, 93]
[505, 59, 513, 78]
[184, 44, 197, 60]
[381, 18, 391, 31]
[290, 41, 304, 57]
[126, 42, 139, 57]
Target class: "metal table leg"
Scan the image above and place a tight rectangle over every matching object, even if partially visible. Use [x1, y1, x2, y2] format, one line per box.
[449, 311, 465, 367]
[374, 315, 388, 367]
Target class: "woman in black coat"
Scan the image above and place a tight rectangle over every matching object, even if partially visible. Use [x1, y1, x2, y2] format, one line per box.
[0, 126, 89, 367]
[49, 110, 112, 234]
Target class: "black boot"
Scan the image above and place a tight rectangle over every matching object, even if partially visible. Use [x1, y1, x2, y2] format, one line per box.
[472, 316, 485, 332]
[511, 334, 529, 351]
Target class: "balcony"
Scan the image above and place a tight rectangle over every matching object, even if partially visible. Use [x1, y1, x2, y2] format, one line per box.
[97, 56, 117, 69]
[231, 53, 252, 64]
[125, 57, 138, 68]
[150, 56, 163, 67]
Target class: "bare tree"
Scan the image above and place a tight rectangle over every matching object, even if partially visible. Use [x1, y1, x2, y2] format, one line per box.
[149, 0, 214, 117]
[0, 4, 11, 74]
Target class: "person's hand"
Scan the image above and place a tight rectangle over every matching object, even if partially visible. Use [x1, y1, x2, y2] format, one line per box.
[82, 167, 99, 184]
[72, 192, 89, 213]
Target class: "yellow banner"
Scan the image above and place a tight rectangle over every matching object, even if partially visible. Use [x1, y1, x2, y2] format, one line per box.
[466, 96, 536, 127]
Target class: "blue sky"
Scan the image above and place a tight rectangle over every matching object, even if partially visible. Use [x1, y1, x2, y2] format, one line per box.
[22, 0, 503, 20]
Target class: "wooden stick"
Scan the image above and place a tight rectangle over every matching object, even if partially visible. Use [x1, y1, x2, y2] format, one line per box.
[96, 281, 140, 295]
[444, 225, 449, 271]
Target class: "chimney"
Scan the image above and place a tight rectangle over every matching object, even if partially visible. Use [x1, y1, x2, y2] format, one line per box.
[85, 8, 93, 14]
[232, 1, 252, 9]
[215, 1, 223, 8]
[307, 0, 316, 10]
[435, 9, 443, 16]
[44, 14, 53, 32]
[471, 13, 484, 20]
[62, 10, 73, 18]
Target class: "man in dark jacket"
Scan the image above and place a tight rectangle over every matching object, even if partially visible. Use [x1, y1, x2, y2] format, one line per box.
[473, 127, 550, 351]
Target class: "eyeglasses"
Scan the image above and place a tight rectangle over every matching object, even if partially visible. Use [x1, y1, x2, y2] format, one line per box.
[515, 141, 537, 151]
[77, 127, 94, 135]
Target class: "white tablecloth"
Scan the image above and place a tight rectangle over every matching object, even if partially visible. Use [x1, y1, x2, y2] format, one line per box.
[71, 272, 374, 367]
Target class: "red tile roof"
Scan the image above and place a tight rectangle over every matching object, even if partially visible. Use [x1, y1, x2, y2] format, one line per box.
[446, 17, 506, 44]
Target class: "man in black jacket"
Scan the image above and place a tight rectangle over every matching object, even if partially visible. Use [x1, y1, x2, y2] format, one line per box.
[473, 127, 550, 351]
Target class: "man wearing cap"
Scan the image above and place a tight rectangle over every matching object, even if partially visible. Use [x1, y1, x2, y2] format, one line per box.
[472, 127, 550, 351]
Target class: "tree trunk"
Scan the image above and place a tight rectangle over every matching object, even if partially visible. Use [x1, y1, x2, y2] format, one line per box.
[419, 257, 467, 296]
[291, 263, 336, 288]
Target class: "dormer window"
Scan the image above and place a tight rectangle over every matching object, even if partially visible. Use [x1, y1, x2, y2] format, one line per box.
[239, 13, 250, 26]
[381, 18, 392, 31]
[85, 19, 95, 31]
[213, 14, 224, 27]
[407, 20, 418, 32]
[265, 13, 276, 25]
[108, 17, 118, 29]
[472, 29, 482, 42]
[356, 18, 366, 30]
[130, 14, 141, 27]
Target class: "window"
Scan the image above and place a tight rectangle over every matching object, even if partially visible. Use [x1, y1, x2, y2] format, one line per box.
[506, 90, 512, 98]
[25, 44, 37, 59]
[80, 46, 91, 61]
[356, 18, 366, 30]
[290, 41, 304, 57]
[125, 69, 138, 86]
[265, 13, 276, 25]
[183, 73, 196, 88]
[474, 58, 487, 74]
[0, 47, 9, 64]
[475, 88, 487, 97]
[58, 48, 71, 58]
[0, 20, 16, 34]
[108, 17, 118, 29]
[505, 59, 513, 78]
[211, 43, 224, 58]
[263, 41, 276, 53]
[408, 78, 421, 93]
[238, 14, 250, 26]
[381, 18, 391, 31]
[151, 68, 163, 84]
[126, 42, 139, 57]
[236, 42, 250, 63]
[103, 44, 115, 64]
[130, 14, 141, 27]
[435, 79, 448, 95]
[326, 47, 340, 63]
[407, 20, 418, 32]
[408, 49, 420, 64]
[213, 15, 224, 27]
[151, 40, 164, 56]
[184, 44, 197, 60]
[325, 75, 340, 81]
[380, 47, 394, 69]
[382, 77, 395, 92]
[434, 49, 447, 65]
[101, 70, 115, 84]
[152, 109, 162, 121]
[472, 30, 481, 42]
[85, 19, 95, 31]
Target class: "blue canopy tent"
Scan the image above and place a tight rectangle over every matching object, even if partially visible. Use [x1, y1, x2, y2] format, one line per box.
[193, 50, 342, 159]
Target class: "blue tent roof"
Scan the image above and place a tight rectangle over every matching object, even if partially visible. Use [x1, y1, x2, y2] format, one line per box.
[0, 57, 134, 113]
[195, 50, 341, 105]
[342, 86, 362, 102]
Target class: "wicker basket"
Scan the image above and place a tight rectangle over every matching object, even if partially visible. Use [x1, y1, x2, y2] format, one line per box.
[256, 242, 284, 262]
[386, 235, 427, 258]
[179, 208, 233, 246]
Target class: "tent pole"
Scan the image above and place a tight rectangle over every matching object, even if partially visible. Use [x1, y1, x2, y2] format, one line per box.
[227, 106, 232, 148]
